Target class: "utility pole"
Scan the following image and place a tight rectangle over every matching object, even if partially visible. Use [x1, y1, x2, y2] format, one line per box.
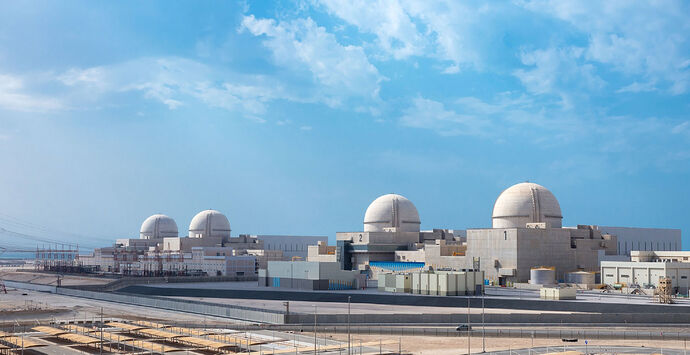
[347, 296, 351, 355]
[467, 298, 471, 355]
[314, 304, 318, 355]
[482, 292, 485, 353]
[100, 307, 103, 355]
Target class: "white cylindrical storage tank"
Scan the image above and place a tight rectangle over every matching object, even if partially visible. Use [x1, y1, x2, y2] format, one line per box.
[529, 267, 556, 285]
[565, 271, 596, 285]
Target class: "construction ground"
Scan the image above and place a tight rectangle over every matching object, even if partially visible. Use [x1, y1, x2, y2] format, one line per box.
[2, 270, 690, 354]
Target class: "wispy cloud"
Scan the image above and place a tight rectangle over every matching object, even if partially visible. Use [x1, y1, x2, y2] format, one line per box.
[399, 97, 491, 137]
[316, 0, 426, 60]
[0, 73, 64, 113]
[513, 47, 605, 109]
[241, 15, 384, 106]
[57, 57, 285, 120]
[616, 81, 657, 93]
[316, 0, 490, 72]
[520, 0, 690, 94]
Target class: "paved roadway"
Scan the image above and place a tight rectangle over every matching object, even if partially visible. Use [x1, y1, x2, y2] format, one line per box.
[489, 345, 689, 355]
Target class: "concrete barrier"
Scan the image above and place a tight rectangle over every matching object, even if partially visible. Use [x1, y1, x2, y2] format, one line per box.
[120, 285, 690, 315]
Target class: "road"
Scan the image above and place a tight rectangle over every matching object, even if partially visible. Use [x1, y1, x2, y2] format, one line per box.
[489, 345, 689, 355]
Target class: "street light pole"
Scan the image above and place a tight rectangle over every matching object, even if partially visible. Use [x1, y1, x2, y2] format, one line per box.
[347, 296, 351, 355]
[100, 307, 103, 355]
[467, 298, 471, 355]
[314, 304, 318, 355]
[482, 291, 485, 353]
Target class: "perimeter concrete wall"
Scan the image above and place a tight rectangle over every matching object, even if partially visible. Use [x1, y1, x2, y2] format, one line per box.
[120, 285, 690, 314]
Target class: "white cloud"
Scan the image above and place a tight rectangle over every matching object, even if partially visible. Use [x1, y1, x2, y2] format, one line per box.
[0, 73, 64, 112]
[317, 0, 426, 59]
[57, 57, 297, 121]
[672, 121, 690, 136]
[399, 97, 490, 136]
[299, 125, 312, 131]
[241, 15, 383, 105]
[402, 1, 486, 72]
[616, 81, 657, 94]
[513, 47, 604, 108]
[520, 0, 690, 94]
[317, 0, 487, 72]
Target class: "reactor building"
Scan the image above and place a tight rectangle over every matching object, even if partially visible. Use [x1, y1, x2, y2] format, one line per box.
[315, 182, 681, 286]
[79, 209, 326, 277]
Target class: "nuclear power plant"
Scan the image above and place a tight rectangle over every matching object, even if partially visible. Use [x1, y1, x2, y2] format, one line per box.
[5, 181, 687, 355]
[64, 181, 681, 293]
[77, 209, 326, 276]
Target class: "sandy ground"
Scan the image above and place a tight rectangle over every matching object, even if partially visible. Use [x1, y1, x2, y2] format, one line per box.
[0, 287, 246, 325]
[323, 333, 690, 355]
[3, 287, 690, 355]
[0, 270, 111, 286]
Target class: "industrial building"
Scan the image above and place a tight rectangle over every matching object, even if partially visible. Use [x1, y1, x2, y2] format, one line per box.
[256, 235, 328, 259]
[78, 210, 325, 277]
[601, 250, 690, 293]
[76, 181, 680, 289]
[304, 182, 681, 287]
[596, 226, 681, 257]
[258, 260, 365, 290]
[377, 269, 484, 295]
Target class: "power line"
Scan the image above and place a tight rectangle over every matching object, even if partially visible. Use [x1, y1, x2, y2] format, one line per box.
[0, 211, 117, 244]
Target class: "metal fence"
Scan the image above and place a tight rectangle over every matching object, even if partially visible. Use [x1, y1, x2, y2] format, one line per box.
[155, 323, 690, 342]
[4, 280, 286, 324]
[56, 288, 286, 324]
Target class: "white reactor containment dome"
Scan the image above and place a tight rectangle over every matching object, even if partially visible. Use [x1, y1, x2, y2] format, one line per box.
[363, 194, 421, 233]
[140, 214, 178, 239]
[492, 182, 563, 228]
[188, 209, 231, 239]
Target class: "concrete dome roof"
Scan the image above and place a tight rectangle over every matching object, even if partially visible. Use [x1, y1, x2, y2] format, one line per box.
[492, 182, 562, 228]
[188, 209, 231, 239]
[364, 194, 421, 233]
[140, 214, 178, 239]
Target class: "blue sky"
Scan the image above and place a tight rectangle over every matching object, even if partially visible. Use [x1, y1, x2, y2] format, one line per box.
[0, 1, 688, 250]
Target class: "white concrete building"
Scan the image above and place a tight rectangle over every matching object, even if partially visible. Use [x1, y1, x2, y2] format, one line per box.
[255, 235, 328, 259]
[80, 211, 299, 277]
[601, 259, 690, 294]
[596, 226, 681, 257]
